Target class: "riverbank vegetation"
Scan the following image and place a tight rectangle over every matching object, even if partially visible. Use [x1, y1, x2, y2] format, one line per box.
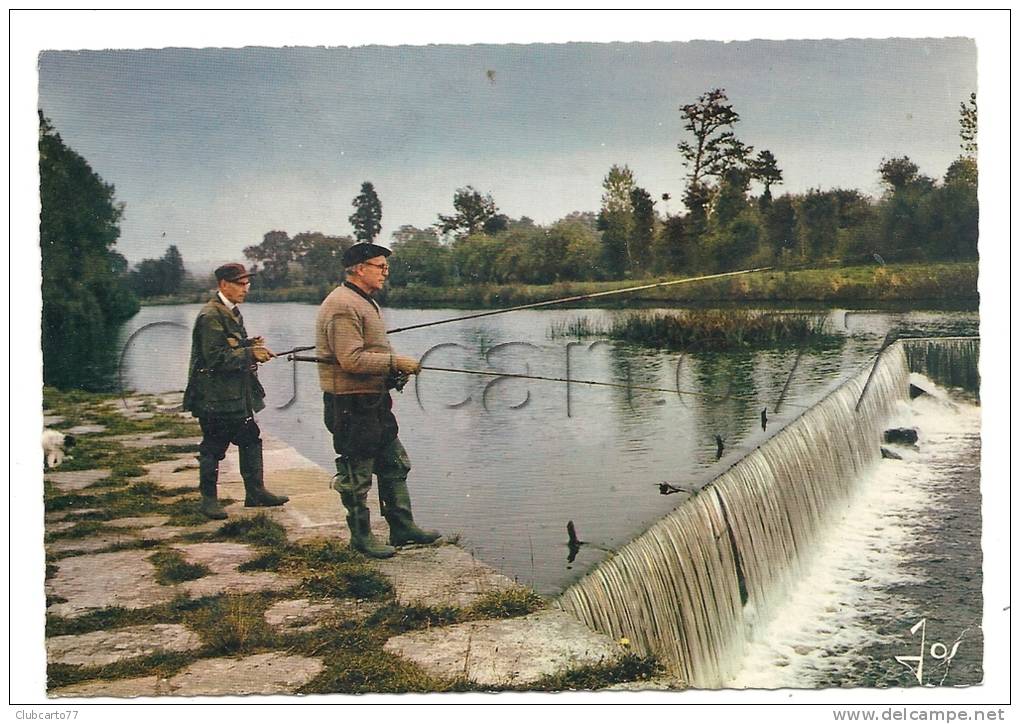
[550, 310, 839, 351]
[40, 114, 140, 390]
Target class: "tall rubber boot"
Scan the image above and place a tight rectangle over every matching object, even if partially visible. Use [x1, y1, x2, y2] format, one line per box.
[379, 478, 440, 547]
[339, 490, 395, 559]
[239, 440, 289, 507]
[198, 454, 227, 520]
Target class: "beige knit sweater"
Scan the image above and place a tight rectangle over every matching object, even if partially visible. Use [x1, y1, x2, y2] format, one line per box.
[315, 283, 395, 394]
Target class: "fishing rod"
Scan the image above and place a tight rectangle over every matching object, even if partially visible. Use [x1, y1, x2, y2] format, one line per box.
[287, 354, 810, 408]
[385, 266, 773, 334]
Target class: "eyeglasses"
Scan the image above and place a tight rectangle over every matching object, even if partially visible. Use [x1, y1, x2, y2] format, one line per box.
[228, 279, 252, 287]
[362, 262, 390, 272]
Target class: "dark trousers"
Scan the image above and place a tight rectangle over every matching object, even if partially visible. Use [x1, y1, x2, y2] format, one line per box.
[198, 416, 261, 461]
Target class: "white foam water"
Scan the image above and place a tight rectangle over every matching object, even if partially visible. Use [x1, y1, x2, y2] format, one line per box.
[727, 377, 980, 688]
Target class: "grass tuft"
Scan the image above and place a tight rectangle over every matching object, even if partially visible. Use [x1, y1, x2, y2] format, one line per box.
[465, 587, 546, 619]
[302, 565, 393, 601]
[525, 653, 663, 691]
[186, 594, 275, 655]
[365, 602, 460, 633]
[149, 550, 211, 585]
[217, 514, 288, 547]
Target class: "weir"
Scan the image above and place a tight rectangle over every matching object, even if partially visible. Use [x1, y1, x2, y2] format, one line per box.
[555, 338, 979, 688]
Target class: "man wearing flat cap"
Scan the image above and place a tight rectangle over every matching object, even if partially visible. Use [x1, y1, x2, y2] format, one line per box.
[184, 263, 289, 519]
[316, 242, 440, 558]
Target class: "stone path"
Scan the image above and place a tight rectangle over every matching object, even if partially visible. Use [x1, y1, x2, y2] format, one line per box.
[43, 393, 636, 698]
[384, 609, 627, 687]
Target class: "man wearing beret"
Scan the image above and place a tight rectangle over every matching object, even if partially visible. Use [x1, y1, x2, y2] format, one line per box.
[184, 263, 290, 519]
[316, 242, 440, 558]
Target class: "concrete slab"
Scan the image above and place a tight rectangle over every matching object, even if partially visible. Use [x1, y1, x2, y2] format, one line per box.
[262, 597, 380, 633]
[172, 542, 299, 598]
[47, 533, 140, 556]
[46, 624, 202, 667]
[47, 521, 81, 533]
[45, 469, 112, 491]
[603, 677, 686, 691]
[43, 415, 66, 426]
[179, 571, 297, 598]
[134, 526, 190, 542]
[383, 609, 626, 688]
[51, 653, 324, 698]
[374, 544, 518, 608]
[105, 516, 171, 529]
[172, 542, 255, 574]
[46, 550, 176, 618]
[64, 424, 108, 435]
[50, 675, 163, 698]
[46, 509, 101, 522]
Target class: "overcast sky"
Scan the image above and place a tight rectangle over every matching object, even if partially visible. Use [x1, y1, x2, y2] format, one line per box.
[38, 37, 975, 268]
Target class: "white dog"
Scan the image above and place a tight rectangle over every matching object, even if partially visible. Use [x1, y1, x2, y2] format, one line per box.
[42, 429, 76, 469]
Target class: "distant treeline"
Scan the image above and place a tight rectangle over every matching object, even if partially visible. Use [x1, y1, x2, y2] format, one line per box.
[237, 89, 978, 293]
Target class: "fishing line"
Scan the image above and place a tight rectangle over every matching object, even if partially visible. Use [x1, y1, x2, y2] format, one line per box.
[287, 354, 810, 409]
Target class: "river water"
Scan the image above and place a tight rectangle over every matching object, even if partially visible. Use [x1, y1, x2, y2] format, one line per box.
[116, 302, 981, 685]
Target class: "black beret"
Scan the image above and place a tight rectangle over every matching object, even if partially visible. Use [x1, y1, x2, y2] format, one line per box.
[214, 263, 251, 282]
[343, 242, 392, 267]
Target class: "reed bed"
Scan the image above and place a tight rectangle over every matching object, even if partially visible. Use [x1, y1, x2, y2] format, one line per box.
[550, 310, 838, 351]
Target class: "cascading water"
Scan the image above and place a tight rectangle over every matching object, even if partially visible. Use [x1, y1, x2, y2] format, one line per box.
[902, 337, 979, 397]
[556, 343, 915, 688]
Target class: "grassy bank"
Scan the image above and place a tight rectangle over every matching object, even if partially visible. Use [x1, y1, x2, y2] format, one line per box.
[140, 262, 977, 308]
[384, 262, 978, 308]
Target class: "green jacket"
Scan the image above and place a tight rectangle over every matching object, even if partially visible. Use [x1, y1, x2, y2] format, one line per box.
[183, 296, 266, 418]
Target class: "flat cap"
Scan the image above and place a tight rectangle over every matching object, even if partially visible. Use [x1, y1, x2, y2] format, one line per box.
[214, 263, 251, 282]
[343, 242, 392, 267]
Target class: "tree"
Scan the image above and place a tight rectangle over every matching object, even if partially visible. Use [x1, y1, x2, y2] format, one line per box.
[436, 186, 500, 238]
[349, 181, 382, 243]
[40, 111, 139, 388]
[652, 214, 694, 275]
[677, 88, 751, 188]
[552, 220, 603, 280]
[597, 165, 635, 278]
[959, 92, 977, 157]
[129, 245, 186, 297]
[762, 194, 798, 259]
[796, 189, 840, 259]
[244, 230, 294, 288]
[878, 156, 920, 192]
[389, 228, 452, 287]
[293, 232, 352, 287]
[945, 156, 978, 187]
[749, 149, 783, 205]
[713, 167, 752, 227]
[628, 186, 656, 272]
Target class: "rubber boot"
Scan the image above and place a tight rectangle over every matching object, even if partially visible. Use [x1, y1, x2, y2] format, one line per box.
[198, 454, 227, 520]
[239, 440, 289, 507]
[340, 490, 395, 559]
[380, 478, 440, 547]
